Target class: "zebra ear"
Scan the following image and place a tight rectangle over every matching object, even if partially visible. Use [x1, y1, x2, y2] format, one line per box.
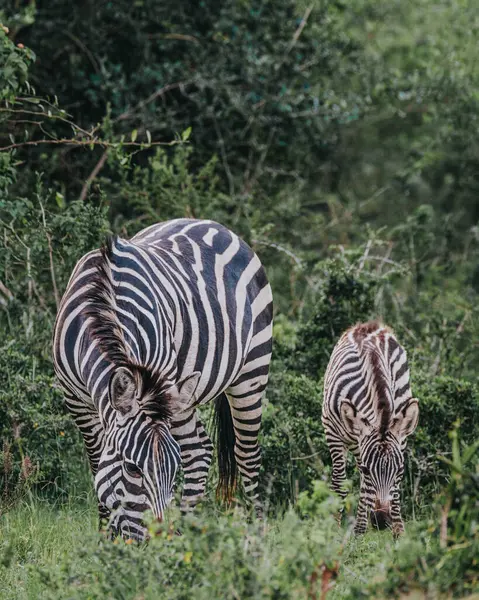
[392, 399, 419, 439]
[109, 367, 140, 416]
[340, 400, 359, 435]
[170, 371, 201, 414]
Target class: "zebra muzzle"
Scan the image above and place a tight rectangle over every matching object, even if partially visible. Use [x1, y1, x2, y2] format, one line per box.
[370, 500, 391, 530]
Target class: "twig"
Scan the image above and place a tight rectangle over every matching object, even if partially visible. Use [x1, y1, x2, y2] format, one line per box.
[114, 81, 192, 123]
[38, 200, 60, 309]
[252, 239, 303, 268]
[376, 242, 394, 275]
[440, 497, 451, 549]
[1, 107, 93, 138]
[161, 33, 201, 44]
[251, 239, 316, 291]
[363, 254, 402, 268]
[243, 126, 276, 194]
[286, 5, 314, 56]
[26, 246, 33, 338]
[79, 149, 109, 201]
[0, 281, 13, 305]
[291, 450, 323, 461]
[31, 279, 50, 313]
[0, 137, 181, 152]
[358, 239, 372, 272]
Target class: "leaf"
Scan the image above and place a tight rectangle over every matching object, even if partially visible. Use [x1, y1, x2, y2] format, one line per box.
[462, 439, 479, 466]
[131, 129, 138, 143]
[55, 192, 65, 209]
[146, 130, 151, 145]
[182, 127, 192, 141]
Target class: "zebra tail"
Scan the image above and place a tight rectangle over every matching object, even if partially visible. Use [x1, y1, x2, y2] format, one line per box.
[214, 392, 237, 504]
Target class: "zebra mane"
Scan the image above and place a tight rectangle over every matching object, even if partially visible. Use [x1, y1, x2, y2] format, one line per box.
[84, 236, 172, 420]
[351, 320, 391, 340]
[369, 344, 391, 441]
[349, 321, 393, 441]
[84, 236, 131, 369]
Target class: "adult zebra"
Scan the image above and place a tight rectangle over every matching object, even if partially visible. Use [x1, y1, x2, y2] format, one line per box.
[322, 322, 419, 535]
[53, 219, 273, 541]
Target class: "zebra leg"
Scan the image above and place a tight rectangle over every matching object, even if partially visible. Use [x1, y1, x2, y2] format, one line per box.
[65, 393, 110, 530]
[354, 475, 375, 534]
[390, 479, 405, 537]
[226, 382, 266, 517]
[326, 434, 348, 524]
[171, 411, 213, 515]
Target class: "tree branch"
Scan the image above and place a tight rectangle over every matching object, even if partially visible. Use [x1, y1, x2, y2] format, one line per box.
[0, 137, 182, 152]
[79, 149, 109, 202]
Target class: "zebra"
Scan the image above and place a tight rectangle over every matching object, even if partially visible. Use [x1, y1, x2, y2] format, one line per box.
[322, 321, 419, 535]
[53, 218, 273, 541]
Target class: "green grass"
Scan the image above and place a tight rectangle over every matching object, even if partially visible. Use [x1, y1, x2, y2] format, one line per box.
[0, 491, 414, 600]
[0, 497, 97, 600]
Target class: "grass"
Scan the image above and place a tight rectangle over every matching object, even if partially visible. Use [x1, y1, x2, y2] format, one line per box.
[0, 497, 97, 600]
[0, 490, 415, 600]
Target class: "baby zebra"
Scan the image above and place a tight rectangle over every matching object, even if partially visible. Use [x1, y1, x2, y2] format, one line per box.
[322, 322, 419, 535]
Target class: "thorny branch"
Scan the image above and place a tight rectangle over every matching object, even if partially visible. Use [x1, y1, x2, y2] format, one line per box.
[0, 137, 182, 152]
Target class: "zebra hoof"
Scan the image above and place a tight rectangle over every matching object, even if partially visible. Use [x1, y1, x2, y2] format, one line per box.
[392, 523, 404, 538]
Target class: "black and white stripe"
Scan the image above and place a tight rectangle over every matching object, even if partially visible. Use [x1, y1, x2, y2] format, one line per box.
[53, 219, 273, 540]
[322, 322, 419, 535]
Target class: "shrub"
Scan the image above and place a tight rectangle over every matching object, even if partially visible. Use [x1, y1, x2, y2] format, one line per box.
[0, 343, 85, 500]
[261, 371, 329, 505]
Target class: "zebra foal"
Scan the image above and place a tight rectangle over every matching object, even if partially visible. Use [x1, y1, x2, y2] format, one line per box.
[322, 322, 419, 535]
[53, 219, 273, 541]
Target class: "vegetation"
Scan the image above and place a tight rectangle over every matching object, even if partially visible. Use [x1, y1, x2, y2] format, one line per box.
[1, 0, 478, 598]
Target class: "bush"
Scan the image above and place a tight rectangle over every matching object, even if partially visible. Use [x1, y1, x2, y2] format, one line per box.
[405, 375, 479, 513]
[261, 371, 329, 505]
[0, 343, 85, 500]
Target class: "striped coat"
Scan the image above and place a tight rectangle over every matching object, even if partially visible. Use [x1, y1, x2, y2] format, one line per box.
[53, 219, 273, 540]
[322, 322, 419, 535]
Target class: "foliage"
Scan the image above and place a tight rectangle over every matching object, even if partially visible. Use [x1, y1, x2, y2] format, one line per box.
[0, 187, 110, 357]
[0, 25, 34, 104]
[0, 343, 84, 501]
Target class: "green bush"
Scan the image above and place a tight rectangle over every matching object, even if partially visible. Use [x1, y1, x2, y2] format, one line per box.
[0, 343, 85, 500]
[261, 371, 328, 505]
[405, 375, 479, 513]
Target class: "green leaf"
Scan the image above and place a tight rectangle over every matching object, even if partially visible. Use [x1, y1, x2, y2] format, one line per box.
[181, 127, 192, 142]
[55, 192, 65, 209]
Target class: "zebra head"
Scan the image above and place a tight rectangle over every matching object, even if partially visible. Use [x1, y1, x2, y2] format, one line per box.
[341, 399, 419, 528]
[95, 366, 200, 541]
